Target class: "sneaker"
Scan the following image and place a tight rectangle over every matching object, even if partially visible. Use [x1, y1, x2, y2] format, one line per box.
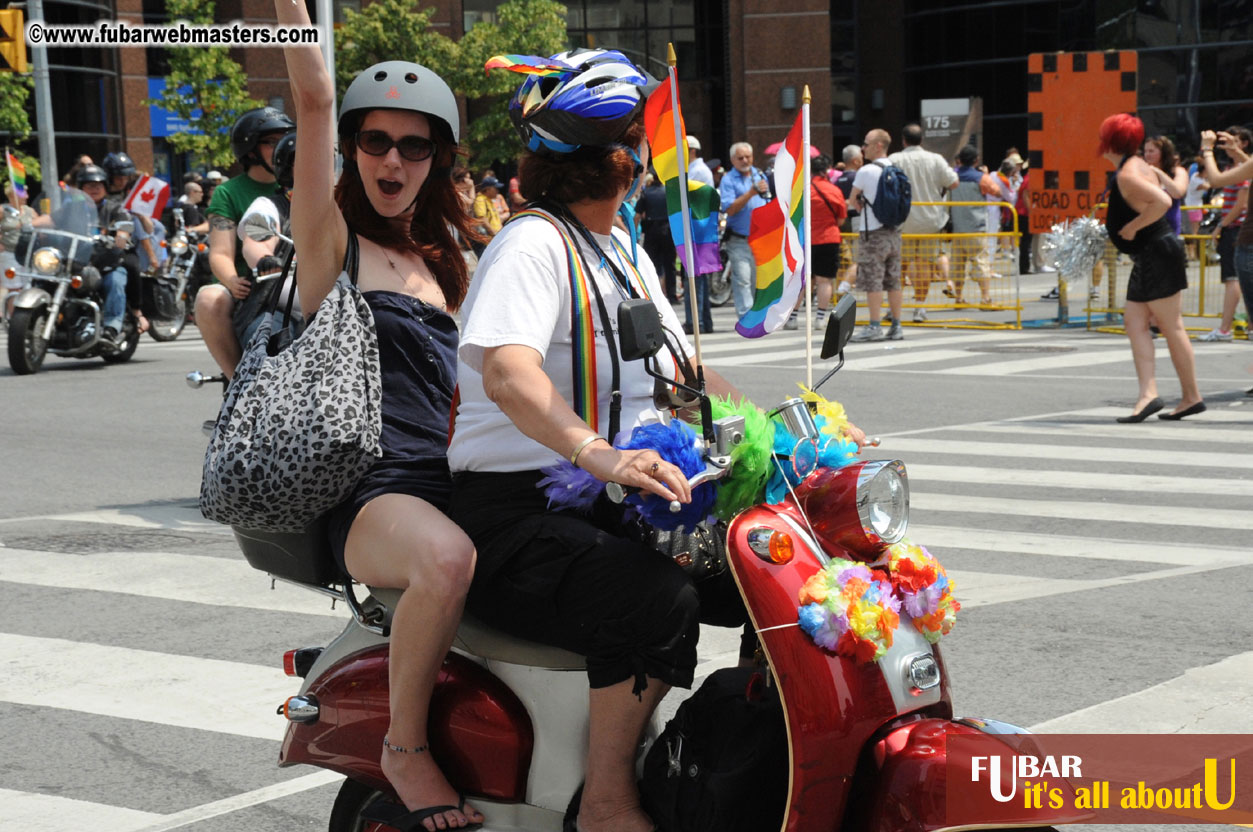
[836, 280, 852, 295]
[1089, 287, 1100, 299]
[784, 312, 799, 330]
[1040, 286, 1060, 300]
[912, 308, 928, 323]
[1197, 328, 1233, 342]
[815, 309, 829, 329]
[850, 323, 886, 342]
[886, 322, 904, 341]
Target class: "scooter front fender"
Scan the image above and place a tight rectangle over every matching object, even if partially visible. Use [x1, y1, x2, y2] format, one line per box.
[860, 718, 1092, 832]
[11, 286, 51, 311]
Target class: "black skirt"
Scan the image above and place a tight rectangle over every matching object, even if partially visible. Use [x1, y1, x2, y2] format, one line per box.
[1126, 232, 1188, 303]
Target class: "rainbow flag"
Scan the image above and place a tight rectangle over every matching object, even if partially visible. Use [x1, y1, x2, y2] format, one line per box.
[6, 151, 26, 199]
[643, 81, 721, 276]
[736, 110, 806, 338]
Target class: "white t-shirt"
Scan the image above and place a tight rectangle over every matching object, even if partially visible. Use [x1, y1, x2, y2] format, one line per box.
[888, 146, 957, 233]
[1185, 169, 1208, 210]
[852, 161, 885, 232]
[688, 157, 715, 188]
[449, 213, 695, 473]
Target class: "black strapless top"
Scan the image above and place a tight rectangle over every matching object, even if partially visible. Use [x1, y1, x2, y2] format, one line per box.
[1106, 156, 1173, 256]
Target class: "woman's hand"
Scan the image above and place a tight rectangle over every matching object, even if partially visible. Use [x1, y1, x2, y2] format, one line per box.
[1200, 130, 1217, 152]
[1120, 224, 1138, 241]
[843, 421, 868, 450]
[577, 443, 693, 504]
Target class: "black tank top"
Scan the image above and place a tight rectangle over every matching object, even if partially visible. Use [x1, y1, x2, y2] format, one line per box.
[1106, 155, 1173, 256]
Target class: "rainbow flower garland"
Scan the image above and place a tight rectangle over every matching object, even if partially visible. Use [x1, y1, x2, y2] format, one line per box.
[888, 542, 961, 643]
[798, 559, 901, 662]
[796, 541, 960, 660]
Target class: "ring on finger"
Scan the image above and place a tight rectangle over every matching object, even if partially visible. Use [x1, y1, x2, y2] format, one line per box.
[650, 461, 660, 475]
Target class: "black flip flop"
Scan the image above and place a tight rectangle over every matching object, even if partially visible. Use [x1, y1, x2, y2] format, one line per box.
[1115, 397, 1163, 423]
[1158, 402, 1207, 421]
[362, 795, 483, 831]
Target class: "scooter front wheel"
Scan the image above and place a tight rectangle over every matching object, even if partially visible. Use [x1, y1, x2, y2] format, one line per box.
[329, 778, 387, 832]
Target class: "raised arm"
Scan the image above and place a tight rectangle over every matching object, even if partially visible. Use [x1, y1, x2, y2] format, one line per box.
[1200, 131, 1253, 188]
[1152, 165, 1188, 199]
[275, 0, 347, 314]
[1114, 159, 1171, 240]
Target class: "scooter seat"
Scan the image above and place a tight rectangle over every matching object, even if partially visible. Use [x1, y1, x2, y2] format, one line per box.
[368, 587, 587, 670]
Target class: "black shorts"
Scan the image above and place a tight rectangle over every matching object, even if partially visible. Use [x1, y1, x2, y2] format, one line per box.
[448, 469, 749, 694]
[812, 242, 840, 278]
[1219, 226, 1240, 281]
[1126, 233, 1188, 303]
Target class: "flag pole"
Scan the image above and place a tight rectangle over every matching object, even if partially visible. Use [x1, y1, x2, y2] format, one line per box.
[667, 43, 703, 370]
[802, 85, 813, 388]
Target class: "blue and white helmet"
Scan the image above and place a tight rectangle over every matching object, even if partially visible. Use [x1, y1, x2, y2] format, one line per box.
[508, 49, 656, 155]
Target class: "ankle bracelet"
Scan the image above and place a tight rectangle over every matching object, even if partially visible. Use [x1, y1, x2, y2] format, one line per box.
[382, 736, 429, 754]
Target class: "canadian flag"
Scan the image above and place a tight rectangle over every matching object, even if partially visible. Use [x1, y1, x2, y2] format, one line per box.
[123, 174, 170, 221]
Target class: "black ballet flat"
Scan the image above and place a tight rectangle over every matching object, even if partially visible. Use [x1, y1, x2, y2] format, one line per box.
[1115, 397, 1163, 423]
[1158, 402, 1206, 421]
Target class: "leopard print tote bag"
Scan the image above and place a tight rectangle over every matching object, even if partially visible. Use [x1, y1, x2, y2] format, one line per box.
[199, 234, 382, 531]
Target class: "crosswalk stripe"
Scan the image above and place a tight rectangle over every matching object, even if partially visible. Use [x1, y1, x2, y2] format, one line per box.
[949, 561, 1229, 609]
[0, 788, 161, 832]
[694, 327, 1031, 356]
[0, 633, 293, 740]
[910, 524, 1251, 566]
[1066, 406, 1253, 423]
[933, 346, 1137, 375]
[879, 437, 1253, 469]
[906, 463, 1253, 497]
[0, 547, 340, 617]
[1029, 651, 1253, 734]
[971, 421, 1250, 444]
[912, 491, 1253, 531]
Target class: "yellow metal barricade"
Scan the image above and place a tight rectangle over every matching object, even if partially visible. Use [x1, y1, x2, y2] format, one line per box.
[843, 201, 1022, 329]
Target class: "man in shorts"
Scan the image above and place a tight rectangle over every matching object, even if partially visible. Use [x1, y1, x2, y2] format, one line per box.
[850, 128, 904, 341]
[889, 123, 956, 322]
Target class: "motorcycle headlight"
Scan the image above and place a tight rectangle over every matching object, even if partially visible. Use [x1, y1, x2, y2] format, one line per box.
[32, 246, 62, 275]
[799, 459, 910, 559]
[170, 237, 189, 256]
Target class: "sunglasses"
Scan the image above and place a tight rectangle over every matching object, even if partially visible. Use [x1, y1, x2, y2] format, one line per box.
[355, 130, 436, 162]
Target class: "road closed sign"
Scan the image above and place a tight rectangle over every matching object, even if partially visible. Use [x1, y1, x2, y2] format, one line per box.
[1027, 50, 1138, 233]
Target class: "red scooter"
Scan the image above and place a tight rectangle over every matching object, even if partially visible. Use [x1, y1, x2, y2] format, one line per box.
[235, 295, 1087, 831]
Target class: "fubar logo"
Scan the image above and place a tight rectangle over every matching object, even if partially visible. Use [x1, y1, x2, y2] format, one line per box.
[972, 755, 1083, 803]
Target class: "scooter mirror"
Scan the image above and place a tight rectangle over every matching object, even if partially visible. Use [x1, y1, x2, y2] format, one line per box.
[617, 298, 665, 361]
[820, 293, 857, 360]
[241, 211, 280, 242]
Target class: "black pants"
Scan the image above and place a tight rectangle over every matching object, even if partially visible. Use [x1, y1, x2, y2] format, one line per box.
[643, 224, 677, 301]
[449, 470, 750, 695]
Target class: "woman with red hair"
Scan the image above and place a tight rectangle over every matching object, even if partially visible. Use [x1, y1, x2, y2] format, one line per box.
[1100, 113, 1204, 421]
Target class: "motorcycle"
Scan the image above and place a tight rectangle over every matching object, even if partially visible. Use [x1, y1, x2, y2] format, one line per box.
[145, 207, 207, 342]
[222, 294, 1086, 832]
[5, 189, 141, 375]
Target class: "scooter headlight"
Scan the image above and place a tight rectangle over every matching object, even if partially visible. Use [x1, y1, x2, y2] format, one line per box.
[857, 460, 909, 546]
[799, 460, 910, 559]
[170, 236, 189, 256]
[32, 246, 62, 275]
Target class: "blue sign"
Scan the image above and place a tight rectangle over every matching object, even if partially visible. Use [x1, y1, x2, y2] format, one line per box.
[148, 77, 205, 138]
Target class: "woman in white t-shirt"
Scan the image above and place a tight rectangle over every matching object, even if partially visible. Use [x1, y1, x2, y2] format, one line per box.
[447, 50, 752, 832]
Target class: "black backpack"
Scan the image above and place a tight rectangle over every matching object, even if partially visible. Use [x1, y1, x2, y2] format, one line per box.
[867, 159, 912, 229]
[639, 667, 788, 832]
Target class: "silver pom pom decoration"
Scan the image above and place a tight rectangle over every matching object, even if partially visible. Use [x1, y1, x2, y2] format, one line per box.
[1042, 217, 1109, 279]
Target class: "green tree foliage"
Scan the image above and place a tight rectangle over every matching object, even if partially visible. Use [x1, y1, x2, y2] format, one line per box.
[143, 0, 261, 168]
[0, 72, 40, 189]
[334, 0, 568, 167]
[334, 0, 458, 101]
[454, 0, 568, 166]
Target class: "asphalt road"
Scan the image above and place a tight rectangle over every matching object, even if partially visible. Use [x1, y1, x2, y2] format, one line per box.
[2, 281, 1251, 832]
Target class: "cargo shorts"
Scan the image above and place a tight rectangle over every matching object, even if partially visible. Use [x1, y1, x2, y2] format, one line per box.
[855, 227, 903, 292]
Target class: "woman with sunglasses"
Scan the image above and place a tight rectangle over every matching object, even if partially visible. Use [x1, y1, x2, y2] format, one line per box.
[276, 1, 482, 829]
